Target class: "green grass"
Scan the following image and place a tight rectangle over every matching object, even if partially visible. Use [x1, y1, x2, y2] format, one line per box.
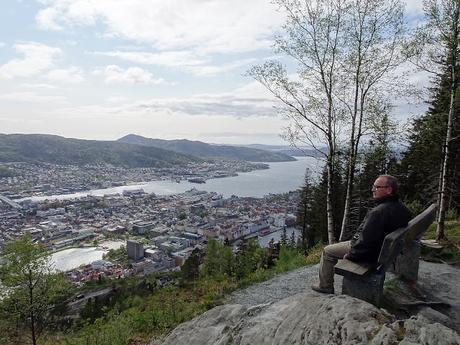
[237, 244, 323, 289]
[421, 220, 460, 263]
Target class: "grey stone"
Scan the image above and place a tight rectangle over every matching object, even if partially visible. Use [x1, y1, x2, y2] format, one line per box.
[153, 294, 459, 345]
[418, 306, 454, 327]
[398, 315, 460, 345]
[152, 261, 460, 345]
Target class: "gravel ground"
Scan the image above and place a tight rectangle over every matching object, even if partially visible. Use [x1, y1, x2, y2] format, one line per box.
[225, 264, 343, 306]
[225, 261, 460, 311]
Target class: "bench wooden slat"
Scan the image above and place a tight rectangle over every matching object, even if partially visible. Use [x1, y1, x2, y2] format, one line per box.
[403, 204, 437, 243]
[335, 259, 375, 277]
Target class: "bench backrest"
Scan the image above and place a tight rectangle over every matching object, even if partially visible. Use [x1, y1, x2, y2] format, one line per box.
[377, 204, 437, 272]
[403, 203, 437, 243]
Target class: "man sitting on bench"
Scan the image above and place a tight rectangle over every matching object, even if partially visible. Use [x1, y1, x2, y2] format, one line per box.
[311, 174, 411, 294]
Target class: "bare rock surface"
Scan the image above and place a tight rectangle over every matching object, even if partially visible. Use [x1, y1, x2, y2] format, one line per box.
[152, 261, 460, 345]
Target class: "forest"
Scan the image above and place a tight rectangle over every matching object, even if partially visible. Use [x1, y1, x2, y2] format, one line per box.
[249, 0, 460, 247]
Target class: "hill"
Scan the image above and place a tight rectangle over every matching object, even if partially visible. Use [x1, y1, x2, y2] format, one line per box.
[117, 134, 296, 162]
[0, 134, 202, 168]
[243, 143, 326, 157]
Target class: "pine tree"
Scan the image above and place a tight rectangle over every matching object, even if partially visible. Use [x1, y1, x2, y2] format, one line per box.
[296, 170, 315, 252]
[289, 231, 296, 247]
[400, 67, 460, 218]
[280, 227, 288, 246]
[404, 0, 460, 240]
[180, 248, 203, 283]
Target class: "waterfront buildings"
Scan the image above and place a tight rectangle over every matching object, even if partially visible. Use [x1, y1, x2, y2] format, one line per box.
[1, 168, 300, 285]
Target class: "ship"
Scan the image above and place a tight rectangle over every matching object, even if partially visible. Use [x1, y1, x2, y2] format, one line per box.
[187, 177, 206, 184]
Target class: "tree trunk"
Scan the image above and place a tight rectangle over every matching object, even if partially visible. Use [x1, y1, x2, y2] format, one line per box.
[327, 155, 336, 244]
[29, 277, 37, 345]
[340, 19, 363, 241]
[340, 148, 356, 241]
[436, 69, 456, 241]
[436, 3, 459, 241]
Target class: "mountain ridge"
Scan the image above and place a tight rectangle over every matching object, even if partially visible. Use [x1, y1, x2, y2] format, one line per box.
[0, 133, 202, 168]
[117, 134, 296, 162]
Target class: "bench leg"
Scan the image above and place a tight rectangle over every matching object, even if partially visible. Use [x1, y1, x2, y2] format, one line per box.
[393, 240, 420, 282]
[342, 272, 385, 306]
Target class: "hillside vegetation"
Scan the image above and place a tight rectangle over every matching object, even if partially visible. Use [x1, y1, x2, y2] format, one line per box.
[28, 242, 322, 345]
[0, 134, 202, 168]
[118, 134, 296, 162]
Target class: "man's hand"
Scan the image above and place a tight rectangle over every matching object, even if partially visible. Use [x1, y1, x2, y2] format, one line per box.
[343, 253, 350, 260]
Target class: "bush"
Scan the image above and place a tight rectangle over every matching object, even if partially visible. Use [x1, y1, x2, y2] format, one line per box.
[305, 243, 324, 265]
[446, 208, 458, 221]
[274, 246, 308, 273]
[41, 238, 320, 345]
[404, 199, 423, 216]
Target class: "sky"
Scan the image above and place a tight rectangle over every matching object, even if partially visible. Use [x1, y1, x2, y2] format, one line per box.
[0, 0, 426, 145]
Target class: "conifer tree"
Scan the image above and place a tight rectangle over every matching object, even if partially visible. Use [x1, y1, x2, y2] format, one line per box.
[405, 0, 460, 240]
[296, 170, 315, 252]
[280, 227, 288, 246]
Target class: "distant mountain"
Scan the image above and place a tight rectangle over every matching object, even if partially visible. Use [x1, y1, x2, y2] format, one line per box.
[242, 144, 326, 157]
[118, 134, 296, 162]
[0, 134, 202, 167]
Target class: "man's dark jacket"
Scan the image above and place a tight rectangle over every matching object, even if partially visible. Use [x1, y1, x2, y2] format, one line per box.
[347, 195, 411, 262]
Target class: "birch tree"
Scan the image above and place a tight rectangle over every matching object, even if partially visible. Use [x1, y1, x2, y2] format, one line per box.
[248, 0, 346, 243]
[249, 0, 408, 243]
[428, 0, 460, 241]
[338, 0, 407, 240]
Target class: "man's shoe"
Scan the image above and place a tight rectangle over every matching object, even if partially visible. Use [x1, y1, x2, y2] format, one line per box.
[311, 284, 334, 294]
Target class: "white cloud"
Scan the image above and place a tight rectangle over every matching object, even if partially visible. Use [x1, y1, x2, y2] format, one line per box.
[35, 0, 284, 54]
[46, 66, 85, 83]
[133, 92, 276, 118]
[93, 50, 206, 67]
[0, 42, 5, 48]
[21, 83, 57, 89]
[0, 91, 67, 103]
[233, 80, 275, 99]
[106, 96, 130, 103]
[102, 64, 164, 84]
[0, 42, 62, 79]
[195, 131, 284, 145]
[182, 58, 258, 77]
[93, 50, 256, 76]
[20, 102, 286, 144]
[36, 7, 64, 30]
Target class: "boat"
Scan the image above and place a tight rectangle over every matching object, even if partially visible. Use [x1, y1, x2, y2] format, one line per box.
[187, 177, 206, 184]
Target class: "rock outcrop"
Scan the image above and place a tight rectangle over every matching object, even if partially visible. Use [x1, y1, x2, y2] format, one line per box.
[152, 293, 459, 345]
[152, 261, 460, 345]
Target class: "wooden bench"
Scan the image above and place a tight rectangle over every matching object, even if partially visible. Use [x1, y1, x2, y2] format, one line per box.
[334, 204, 437, 306]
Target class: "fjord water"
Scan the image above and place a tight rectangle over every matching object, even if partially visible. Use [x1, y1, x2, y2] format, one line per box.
[48, 157, 321, 271]
[26, 156, 322, 201]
